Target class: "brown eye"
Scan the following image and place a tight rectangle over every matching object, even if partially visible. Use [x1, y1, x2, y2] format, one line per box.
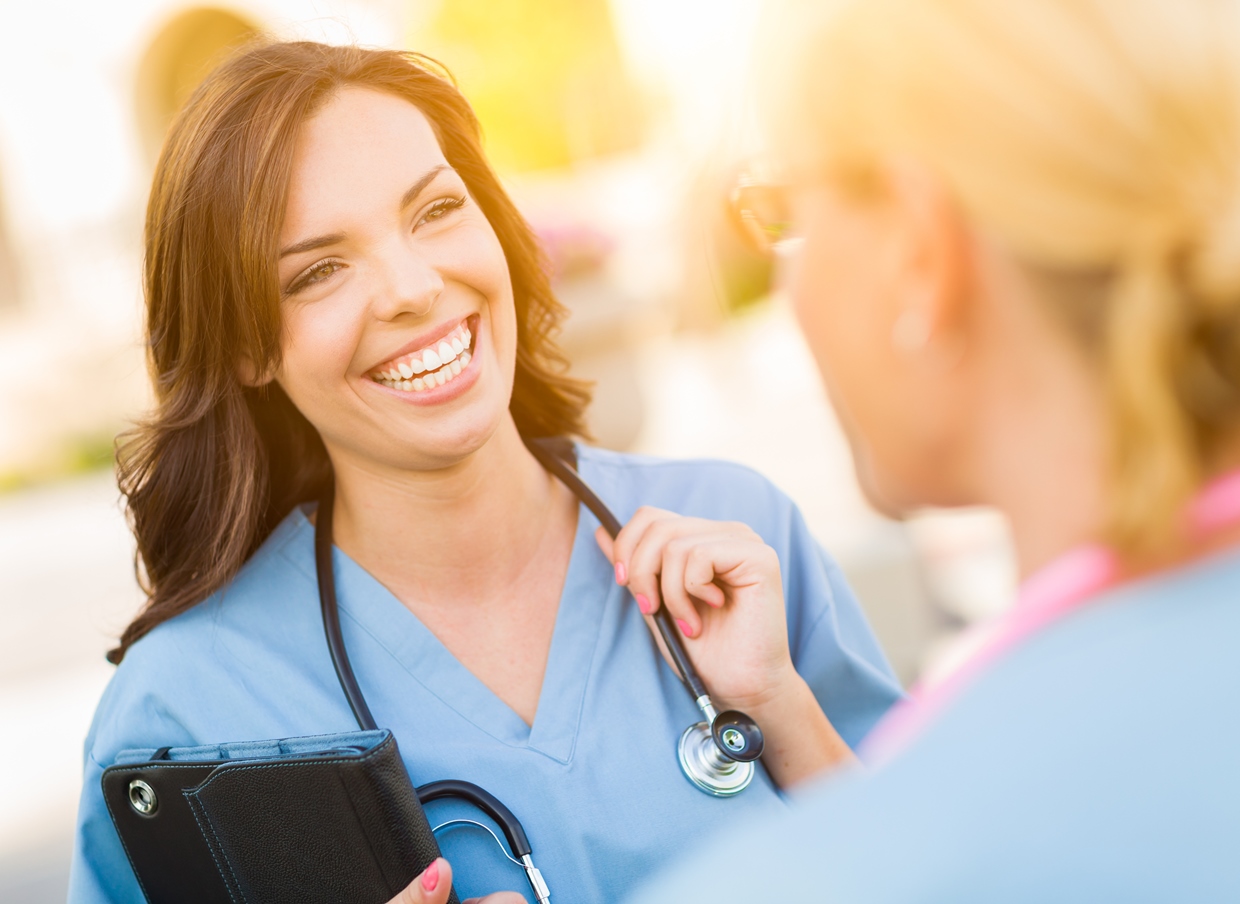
[286, 259, 344, 296]
[417, 196, 466, 230]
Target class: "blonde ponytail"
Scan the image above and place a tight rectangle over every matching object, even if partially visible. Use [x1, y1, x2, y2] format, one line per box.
[776, 0, 1240, 557]
[1105, 227, 1198, 552]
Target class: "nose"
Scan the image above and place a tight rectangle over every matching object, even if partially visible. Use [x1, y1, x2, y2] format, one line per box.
[370, 241, 444, 321]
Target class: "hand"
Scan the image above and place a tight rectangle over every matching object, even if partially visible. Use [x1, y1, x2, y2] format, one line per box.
[387, 858, 526, 904]
[596, 507, 859, 787]
[596, 507, 799, 713]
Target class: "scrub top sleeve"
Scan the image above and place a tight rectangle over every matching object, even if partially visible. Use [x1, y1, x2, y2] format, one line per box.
[780, 503, 904, 749]
[67, 749, 145, 904]
[68, 643, 199, 904]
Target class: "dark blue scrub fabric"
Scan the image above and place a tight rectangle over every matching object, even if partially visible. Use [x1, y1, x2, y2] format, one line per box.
[68, 445, 902, 903]
[632, 547, 1240, 904]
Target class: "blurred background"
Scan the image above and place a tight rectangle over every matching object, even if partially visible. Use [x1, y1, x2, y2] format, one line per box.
[0, 0, 1017, 899]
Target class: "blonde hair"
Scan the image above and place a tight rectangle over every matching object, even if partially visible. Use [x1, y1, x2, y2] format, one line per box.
[773, 0, 1240, 555]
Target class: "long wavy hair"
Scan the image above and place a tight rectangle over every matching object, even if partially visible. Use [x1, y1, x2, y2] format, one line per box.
[111, 41, 591, 663]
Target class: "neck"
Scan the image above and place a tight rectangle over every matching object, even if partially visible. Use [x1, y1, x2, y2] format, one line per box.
[964, 261, 1110, 580]
[326, 419, 572, 608]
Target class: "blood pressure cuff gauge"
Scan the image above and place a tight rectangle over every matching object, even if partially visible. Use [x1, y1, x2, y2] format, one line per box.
[102, 729, 458, 904]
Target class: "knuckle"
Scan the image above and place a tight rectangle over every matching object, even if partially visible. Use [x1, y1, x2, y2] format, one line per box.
[665, 536, 691, 558]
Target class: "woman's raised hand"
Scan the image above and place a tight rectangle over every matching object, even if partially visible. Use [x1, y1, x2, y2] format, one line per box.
[387, 858, 526, 904]
[596, 508, 858, 786]
[595, 507, 798, 713]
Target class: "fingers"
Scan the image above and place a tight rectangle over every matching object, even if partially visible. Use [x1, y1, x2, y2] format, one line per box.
[390, 858, 453, 904]
[610, 508, 765, 637]
[609, 507, 674, 618]
[658, 537, 718, 639]
[462, 894, 528, 904]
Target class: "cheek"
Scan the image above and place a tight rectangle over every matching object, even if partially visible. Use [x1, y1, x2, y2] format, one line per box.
[787, 206, 925, 508]
[444, 217, 517, 346]
[788, 224, 889, 423]
[276, 295, 363, 414]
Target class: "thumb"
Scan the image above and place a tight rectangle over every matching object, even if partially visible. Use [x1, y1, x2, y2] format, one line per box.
[391, 858, 453, 904]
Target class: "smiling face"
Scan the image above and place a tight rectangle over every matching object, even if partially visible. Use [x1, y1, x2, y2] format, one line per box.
[273, 86, 519, 474]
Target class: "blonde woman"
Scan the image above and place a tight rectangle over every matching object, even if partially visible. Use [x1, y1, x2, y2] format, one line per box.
[631, 0, 1240, 899]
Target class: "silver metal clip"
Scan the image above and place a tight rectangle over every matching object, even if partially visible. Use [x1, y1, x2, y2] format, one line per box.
[520, 854, 552, 904]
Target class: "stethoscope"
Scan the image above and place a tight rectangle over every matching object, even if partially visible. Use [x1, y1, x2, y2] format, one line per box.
[314, 436, 766, 904]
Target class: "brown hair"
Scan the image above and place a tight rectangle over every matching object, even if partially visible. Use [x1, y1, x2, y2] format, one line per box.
[111, 41, 590, 663]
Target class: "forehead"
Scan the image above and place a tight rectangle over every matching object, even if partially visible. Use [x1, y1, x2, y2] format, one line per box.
[282, 86, 446, 235]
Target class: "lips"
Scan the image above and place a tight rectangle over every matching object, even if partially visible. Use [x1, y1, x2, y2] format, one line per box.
[368, 318, 475, 393]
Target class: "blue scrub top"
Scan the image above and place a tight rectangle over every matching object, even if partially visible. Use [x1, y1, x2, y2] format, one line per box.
[632, 546, 1240, 904]
[69, 445, 902, 903]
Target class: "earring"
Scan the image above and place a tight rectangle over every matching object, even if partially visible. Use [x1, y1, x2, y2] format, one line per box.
[891, 308, 932, 351]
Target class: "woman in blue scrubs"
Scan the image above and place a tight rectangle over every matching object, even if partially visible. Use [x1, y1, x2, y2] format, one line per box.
[67, 42, 901, 903]
[634, 0, 1240, 901]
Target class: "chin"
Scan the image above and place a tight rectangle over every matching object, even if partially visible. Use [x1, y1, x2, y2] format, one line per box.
[854, 459, 909, 519]
[403, 397, 519, 467]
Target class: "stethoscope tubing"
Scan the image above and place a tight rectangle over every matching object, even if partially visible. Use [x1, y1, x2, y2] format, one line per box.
[313, 437, 762, 900]
[522, 438, 710, 700]
[315, 482, 544, 900]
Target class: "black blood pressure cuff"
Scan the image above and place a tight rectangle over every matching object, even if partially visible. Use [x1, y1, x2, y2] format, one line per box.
[102, 729, 457, 904]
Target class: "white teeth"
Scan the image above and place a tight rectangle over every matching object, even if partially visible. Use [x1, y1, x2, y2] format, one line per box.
[372, 321, 476, 388]
[377, 348, 473, 393]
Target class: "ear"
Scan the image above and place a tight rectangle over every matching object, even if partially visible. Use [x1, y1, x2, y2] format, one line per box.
[883, 160, 973, 361]
[237, 354, 276, 388]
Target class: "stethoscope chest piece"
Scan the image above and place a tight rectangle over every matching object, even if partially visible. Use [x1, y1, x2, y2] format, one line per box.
[678, 721, 755, 797]
[676, 703, 764, 797]
[525, 437, 768, 798]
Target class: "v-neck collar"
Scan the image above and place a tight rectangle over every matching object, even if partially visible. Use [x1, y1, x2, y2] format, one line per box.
[282, 456, 616, 764]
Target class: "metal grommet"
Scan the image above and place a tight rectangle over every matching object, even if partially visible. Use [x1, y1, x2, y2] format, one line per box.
[128, 779, 158, 816]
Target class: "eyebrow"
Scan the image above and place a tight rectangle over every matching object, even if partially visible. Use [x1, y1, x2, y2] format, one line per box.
[278, 164, 452, 260]
[400, 164, 450, 211]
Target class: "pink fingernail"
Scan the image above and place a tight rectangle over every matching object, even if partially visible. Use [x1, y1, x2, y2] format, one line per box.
[676, 619, 693, 637]
[635, 594, 652, 615]
[421, 859, 440, 892]
[615, 562, 627, 584]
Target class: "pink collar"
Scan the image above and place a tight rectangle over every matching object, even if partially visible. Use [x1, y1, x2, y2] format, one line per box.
[860, 467, 1240, 763]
